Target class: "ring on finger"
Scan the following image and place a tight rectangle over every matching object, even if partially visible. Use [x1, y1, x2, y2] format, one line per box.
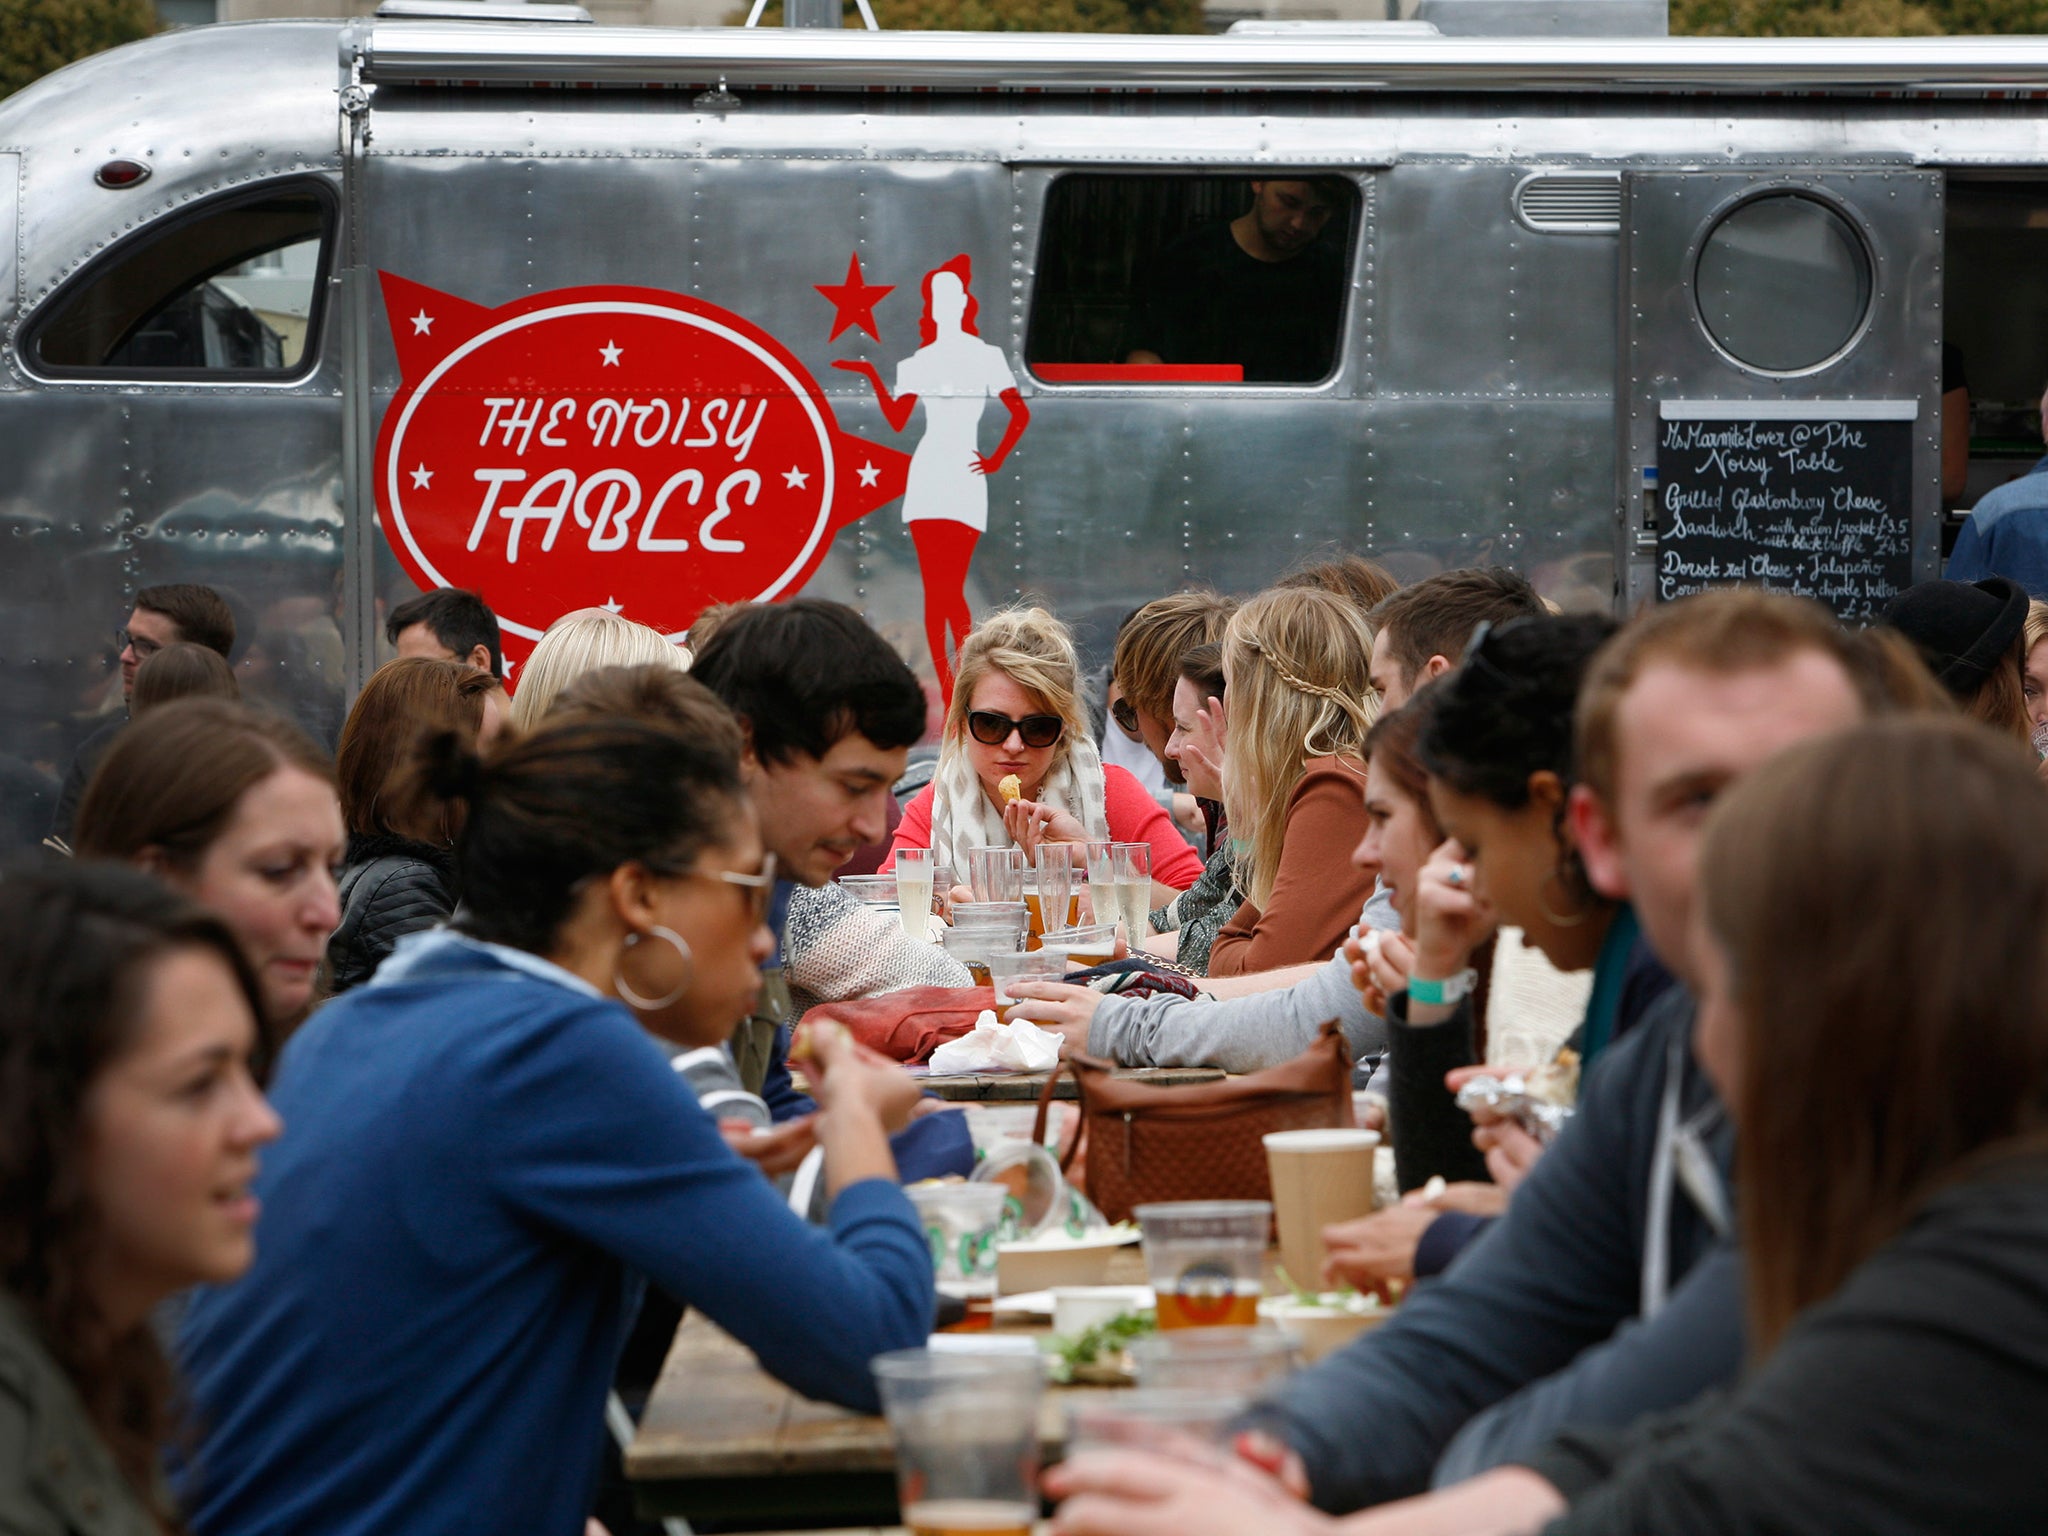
[1445, 866, 1465, 886]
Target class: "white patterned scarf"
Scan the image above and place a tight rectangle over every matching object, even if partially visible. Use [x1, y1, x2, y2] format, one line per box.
[926, 730, 1112, 874]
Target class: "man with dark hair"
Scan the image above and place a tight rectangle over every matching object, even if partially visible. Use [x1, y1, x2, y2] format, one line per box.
[1368, 566, 1546, 711]
[386, 587, 503, 679]
[691, 600, 969, 1134]
[1122, 178, 1352, 384]
[47, 582, 237, 848]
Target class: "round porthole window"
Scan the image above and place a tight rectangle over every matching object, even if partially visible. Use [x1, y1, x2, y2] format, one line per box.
[1694, 193, 1873, 374]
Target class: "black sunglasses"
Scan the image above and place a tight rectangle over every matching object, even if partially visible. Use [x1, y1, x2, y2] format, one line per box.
[967, 710, 1064, 749]
[1110, 696, 1140, 734]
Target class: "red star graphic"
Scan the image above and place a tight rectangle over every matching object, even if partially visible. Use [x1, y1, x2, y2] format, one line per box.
[814, 254, 894, 343]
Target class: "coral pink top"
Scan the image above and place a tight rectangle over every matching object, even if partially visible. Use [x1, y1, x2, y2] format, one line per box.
[884, 764, 1205, 890]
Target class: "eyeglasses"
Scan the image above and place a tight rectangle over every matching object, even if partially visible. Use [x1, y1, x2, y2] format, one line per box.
[1110, 696, 1140, 735]
[967, 710, 1064, 749]
[115, 627, 163, 661]
[696, 851, 778, 924]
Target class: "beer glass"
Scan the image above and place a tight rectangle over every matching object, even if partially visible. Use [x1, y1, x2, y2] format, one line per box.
[986, 951, 1068, 1024]
[1135, 1200, 1270, 1330]
[873, 1350, 1044, 1536]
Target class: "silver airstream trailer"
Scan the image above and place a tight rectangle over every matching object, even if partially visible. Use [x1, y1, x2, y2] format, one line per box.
[3, 11, 2045, 812]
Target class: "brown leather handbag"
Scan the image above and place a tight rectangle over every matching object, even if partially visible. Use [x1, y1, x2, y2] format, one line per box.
[1030, 1022, 1355, 1224]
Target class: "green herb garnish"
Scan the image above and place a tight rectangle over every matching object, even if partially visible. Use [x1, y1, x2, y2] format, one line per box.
[1043, 1310, 1156, 1384]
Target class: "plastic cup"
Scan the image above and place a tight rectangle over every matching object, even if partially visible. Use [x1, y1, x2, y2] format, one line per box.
[967, 846, 1026, 905]
[940, 926, 1013, 988]
[1041, 922, 1117, 970]
[872, 1350, 1044, 1536]
[1263, 1129, 1380, 1289]
[908, 1181, 1010, 1297]
[948, 902, 1029, 959]
[986, 950, 1069, 1025]
[1025, 851, 1075, 949]
[1127, 1326, 1299, 1392]
[1134, 1200, 1270, 1330]
[839, 873, 899, 909]
[1065, 1389, 1250, 1455]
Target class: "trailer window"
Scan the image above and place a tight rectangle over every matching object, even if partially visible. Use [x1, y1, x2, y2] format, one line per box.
[29, 184, 332, 378]
[1027, 174, 1358, 386]
[1693, 192, 1872, 375]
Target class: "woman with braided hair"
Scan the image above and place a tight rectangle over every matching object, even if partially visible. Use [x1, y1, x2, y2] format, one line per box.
[1206, 586, 1381, 976]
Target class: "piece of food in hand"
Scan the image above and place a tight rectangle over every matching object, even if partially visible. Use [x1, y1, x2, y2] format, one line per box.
[788, 1020, 842, 1065]
[1526, 1047, 1580, 1108]
[999, 773, 1023, 804]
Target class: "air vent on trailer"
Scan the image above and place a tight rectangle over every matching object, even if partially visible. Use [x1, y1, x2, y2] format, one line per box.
[1514, 173, 1623, 233]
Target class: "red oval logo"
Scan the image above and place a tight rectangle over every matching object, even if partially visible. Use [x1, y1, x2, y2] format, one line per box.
[373, 274, 908, 669]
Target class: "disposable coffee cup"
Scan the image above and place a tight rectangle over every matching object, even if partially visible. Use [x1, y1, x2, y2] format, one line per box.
[1262, 1129, 1380, 1290]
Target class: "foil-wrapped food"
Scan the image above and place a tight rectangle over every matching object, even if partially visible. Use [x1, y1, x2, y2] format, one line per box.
[1454, 1049, 1581, 1143]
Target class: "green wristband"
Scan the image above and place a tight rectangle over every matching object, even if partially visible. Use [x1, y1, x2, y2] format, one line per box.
[1408, 968, 1478, 1007]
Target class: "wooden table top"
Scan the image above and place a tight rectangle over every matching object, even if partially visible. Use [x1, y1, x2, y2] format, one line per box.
[914, 1064, 1226, 1103]
[627, 1248, 1158, 1485]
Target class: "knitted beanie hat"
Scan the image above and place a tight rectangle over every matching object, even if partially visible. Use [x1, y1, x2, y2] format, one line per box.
[1880, 576, 2029, 697]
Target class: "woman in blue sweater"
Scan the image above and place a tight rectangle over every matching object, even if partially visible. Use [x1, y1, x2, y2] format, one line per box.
[178, 712, 935, 1536]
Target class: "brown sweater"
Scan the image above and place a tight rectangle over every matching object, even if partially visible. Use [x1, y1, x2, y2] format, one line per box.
[1207, 755, 1374, 977]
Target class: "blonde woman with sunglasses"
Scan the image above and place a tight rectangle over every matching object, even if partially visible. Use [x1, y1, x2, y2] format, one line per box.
[886, 606, 1205, 898]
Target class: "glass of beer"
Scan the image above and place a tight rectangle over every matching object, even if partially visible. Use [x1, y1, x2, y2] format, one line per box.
[872, 1350, 1044, 1536]
[1041, 922, 1117, 970]
[940, 925, 1011, 988]
[986, 951, 1068, 1025]
[967, 846, 1025, 906]
[1112, 843, 1153, 948]
[896, 849, 937, 941]
[1134, 1200, 1271, 1330]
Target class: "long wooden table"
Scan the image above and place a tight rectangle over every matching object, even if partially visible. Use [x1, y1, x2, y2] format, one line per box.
[626, 1250, 1160, 1528]
[916, 1064, 1225, 1103]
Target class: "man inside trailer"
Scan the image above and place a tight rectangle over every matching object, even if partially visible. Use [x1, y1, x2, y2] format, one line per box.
[1121, 177, 1350, 384]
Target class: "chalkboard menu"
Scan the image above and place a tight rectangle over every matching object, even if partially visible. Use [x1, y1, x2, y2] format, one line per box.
[1655, 399, 1919, 623]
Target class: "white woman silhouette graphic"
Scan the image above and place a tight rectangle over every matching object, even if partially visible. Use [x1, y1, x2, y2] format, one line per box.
[835, 254, 1030, 699]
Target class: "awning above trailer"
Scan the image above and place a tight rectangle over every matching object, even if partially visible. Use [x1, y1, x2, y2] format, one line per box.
[354, 25, 2048, 96]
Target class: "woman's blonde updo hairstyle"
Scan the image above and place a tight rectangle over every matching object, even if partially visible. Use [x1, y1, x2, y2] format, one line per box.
[510, 608, 692, 731]
[944, 606, 1090, 764]
[1223, 586, 1378, 908]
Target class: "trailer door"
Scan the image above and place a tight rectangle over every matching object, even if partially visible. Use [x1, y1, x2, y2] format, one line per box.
[1618, 171, 1943, 621]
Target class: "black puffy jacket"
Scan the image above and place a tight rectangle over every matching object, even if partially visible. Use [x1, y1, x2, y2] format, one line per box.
[326, 834, 458, 994]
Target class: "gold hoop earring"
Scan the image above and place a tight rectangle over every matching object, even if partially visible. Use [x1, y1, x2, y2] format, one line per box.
[1537, 866, 1592, 928]
[614, 925, 693, 1011]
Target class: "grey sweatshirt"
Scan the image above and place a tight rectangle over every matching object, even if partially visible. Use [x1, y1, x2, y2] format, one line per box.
[1238, 990, 1737, 1512]
[1085, 885, 1398, 1074]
